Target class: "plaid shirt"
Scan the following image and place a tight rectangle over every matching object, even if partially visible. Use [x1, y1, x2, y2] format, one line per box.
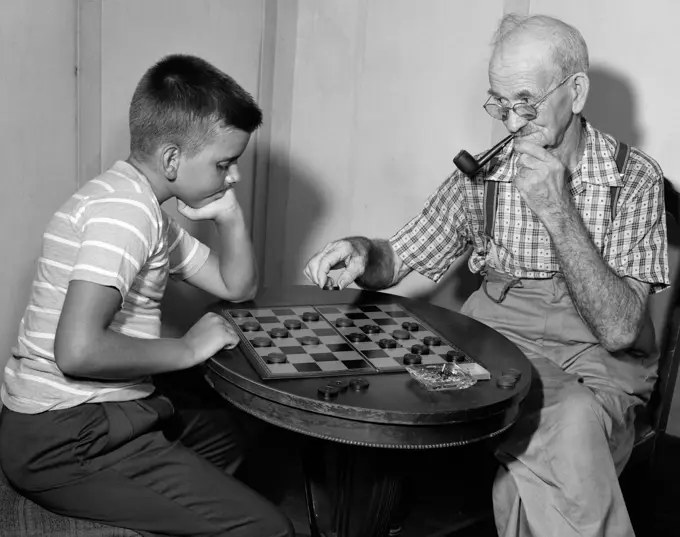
[390, 119, 669, 293]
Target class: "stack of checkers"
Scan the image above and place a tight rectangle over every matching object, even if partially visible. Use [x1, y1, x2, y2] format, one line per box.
[317, 378, 370, 400]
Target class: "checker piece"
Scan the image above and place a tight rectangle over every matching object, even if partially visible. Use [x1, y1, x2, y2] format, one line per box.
[411, 344, 429, 355]
[446, 349, 466, 363]
[336, 318, 354, 328]
[349, 378, 370, 391]
[270, 328, 289, 338]
[253, 337, 272, 347]
[242, 321, 261, 332]
[402, 321, 420, 332]
[403, 353, 422, 365]
[378, 339, 397, 349]
[300, 336, 320, 346]
[392, 329, 410, 340]
[318, 385, 340, 400]
[347, 332, 370, 343]
[284, 319, 302, 330]
[266, 353, 287, 364]
[302, 311, 320, 322]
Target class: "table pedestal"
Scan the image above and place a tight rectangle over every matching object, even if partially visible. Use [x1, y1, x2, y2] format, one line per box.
[302, 440, 405, 537]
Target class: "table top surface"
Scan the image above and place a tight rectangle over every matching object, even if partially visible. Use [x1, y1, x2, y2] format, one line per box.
[206, 285, 531, 428]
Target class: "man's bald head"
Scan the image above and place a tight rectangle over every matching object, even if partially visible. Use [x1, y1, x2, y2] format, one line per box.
[491, 14, 589, 79]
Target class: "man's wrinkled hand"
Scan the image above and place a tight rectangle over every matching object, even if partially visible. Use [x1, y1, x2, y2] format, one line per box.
[513, 140, 571, 220]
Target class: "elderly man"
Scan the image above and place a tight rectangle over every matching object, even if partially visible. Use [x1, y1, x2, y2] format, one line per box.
[304, 14, 668, 537]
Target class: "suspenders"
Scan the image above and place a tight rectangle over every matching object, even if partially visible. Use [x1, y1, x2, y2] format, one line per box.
[483, 140, 631, 241]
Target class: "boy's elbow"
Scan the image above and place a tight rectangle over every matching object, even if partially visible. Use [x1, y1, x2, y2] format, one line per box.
[54, 332, 91, 376]
[226, 283, 258, 303]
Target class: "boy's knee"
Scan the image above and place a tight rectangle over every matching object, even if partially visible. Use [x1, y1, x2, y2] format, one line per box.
[243, 505, 295, 537]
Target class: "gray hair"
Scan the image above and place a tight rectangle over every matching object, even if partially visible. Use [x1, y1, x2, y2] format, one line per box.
[492, 14, 589, 78]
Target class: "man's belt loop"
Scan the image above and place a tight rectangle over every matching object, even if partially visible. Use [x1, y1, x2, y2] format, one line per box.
[481, 270, 523, 304]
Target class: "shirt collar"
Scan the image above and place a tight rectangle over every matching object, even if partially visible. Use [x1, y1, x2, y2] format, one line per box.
[482, 118, 624, 190]
[111, 160, 156, 193]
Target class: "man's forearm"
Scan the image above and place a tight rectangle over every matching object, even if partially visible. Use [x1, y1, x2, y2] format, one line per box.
[214, 208, 258, 300]
[544, 210, 645, 351]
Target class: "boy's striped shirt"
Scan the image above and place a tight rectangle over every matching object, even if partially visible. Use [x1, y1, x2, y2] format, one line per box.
[1, 161, 209, 413]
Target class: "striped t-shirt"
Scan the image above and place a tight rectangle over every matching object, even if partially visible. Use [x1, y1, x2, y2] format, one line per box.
[1, 161, 210, 414]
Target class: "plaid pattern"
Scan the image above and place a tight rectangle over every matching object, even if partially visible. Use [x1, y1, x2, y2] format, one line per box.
[390, 119, 669, 293]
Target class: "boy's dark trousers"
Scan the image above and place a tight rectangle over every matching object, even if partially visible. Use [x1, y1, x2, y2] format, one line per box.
[0, 368, 294, 537]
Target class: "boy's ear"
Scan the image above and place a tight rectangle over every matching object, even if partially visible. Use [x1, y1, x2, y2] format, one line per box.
[161, 145, 180, 181]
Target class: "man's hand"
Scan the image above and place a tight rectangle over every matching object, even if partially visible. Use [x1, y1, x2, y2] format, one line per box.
[178, 185, 241, 223]
[181, 312, 240, 366]
[513, 140, 572, 221]
[304, 238, 371, 290]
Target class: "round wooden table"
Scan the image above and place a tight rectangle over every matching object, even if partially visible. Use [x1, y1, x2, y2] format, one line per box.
[204, 286, 531, 537]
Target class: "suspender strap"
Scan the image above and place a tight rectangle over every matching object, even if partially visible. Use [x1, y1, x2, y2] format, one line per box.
[611, 141, 630, 220]
[483, 180, 499, 240]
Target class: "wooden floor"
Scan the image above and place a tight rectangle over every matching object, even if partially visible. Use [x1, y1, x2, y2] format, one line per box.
[236, 426, 680, 537]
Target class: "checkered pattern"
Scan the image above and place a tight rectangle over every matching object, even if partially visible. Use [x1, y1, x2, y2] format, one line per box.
[390, 119, 669, 292]
[224, 304, 479, 380]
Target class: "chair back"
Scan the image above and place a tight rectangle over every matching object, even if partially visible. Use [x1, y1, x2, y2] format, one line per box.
[645, 182, 680, 437]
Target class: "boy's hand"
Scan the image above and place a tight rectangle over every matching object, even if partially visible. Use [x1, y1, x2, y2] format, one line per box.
[177, 186, 242, 222]
[181, 312, 240, 366]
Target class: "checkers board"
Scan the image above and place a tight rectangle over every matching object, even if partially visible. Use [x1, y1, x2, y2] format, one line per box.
[222, 303, 487, 380]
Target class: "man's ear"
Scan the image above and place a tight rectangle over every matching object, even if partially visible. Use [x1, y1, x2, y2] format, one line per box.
[160, 145, 180, 181]
[571, 72, 590, 115]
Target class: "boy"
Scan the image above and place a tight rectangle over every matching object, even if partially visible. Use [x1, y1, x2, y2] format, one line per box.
[0, 54, 294, 537]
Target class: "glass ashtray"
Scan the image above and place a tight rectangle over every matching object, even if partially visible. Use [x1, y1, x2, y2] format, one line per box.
[405, 362, 477, 391]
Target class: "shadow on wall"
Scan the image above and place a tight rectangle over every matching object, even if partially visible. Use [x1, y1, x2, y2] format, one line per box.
[262, 147, 327, 289]
[585, 66, 642, 147]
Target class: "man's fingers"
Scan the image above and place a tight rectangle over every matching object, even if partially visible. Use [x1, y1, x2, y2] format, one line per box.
[304, 241, 352, 287]
[514, 140, 551, 162]
[337, 255, 366, 289]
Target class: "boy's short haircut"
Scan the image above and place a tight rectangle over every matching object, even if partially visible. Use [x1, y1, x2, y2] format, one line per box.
[129, 54, 263, 160]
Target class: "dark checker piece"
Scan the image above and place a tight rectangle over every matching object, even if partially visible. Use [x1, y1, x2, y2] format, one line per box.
[335, 317, 355, 328]
[423, 336, 441, 346]
[497, 375, 517, 389]
[402, 321, 420, 331]
[231, 310, 251, 318]
[446, 349, 466, 363]
[503, 368, 522, 380]
[252, 337, 273, 348]
[411, 344, 430, 355]
[378, 338, 397, 349]
[402, 353, 422, 365]
[266, 353, 287, 364]
[318, 385, 340, 400]
[392, 329, 410, 340]
[302, 311, 320, 322]
[323, 281, 340, 291]
[300, 336, 320, 346]
[347, 332, 369, 343]
[242, 321, 261, 332]
[270, 328, 289, 338]
[284, 319, 302, 330]
[349, 378, 370, 391]
[327, 379, 349, 392]
[363, 324, 381, 334]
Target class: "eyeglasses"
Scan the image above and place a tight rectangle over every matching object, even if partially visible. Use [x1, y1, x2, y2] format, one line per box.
[483, 75, 573, 121]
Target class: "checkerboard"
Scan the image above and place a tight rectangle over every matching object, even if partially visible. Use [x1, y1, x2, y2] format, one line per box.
[221, 303, 484, 380]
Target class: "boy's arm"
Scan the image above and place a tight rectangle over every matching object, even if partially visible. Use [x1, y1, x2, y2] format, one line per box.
[54, 280, 238, 380]
[183, 203, 258, 302]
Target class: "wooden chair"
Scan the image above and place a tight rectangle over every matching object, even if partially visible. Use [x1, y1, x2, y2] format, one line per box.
[620, 183, 680, 532]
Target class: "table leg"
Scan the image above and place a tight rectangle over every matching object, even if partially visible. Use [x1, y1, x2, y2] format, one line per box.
[301, 440, 404, 537]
